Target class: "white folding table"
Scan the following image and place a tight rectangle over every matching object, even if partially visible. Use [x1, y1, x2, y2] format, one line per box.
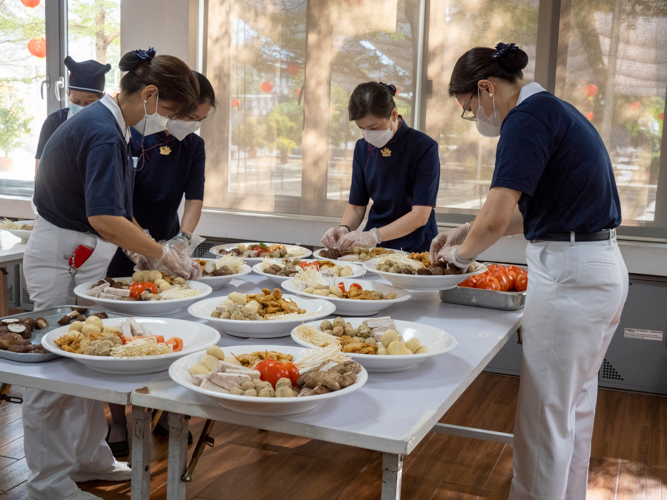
[129, 275, 523, 500]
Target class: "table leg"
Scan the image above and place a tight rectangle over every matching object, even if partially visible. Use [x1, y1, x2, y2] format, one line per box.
[167, 412, 188, 500]
[131, 405, 151, 500]
[381, 452, 403, 500]
[0, 268, 8, 317]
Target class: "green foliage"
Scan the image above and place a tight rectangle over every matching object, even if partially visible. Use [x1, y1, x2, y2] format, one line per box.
[0, 84, 32, 156]
[276, 136, 296, 163]
[0, 0, 45, 72]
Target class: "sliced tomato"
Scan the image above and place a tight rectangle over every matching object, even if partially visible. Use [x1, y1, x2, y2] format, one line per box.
[298, 261, 319, 270]
[476, 276, 501, 291]
[349, 283, 363, 291]
[458, 277, 477, 288]
[337, 283, 347, 294]
[165, 337, 183, 352]
[142, 335, 165, 344]
[515, 273, 528, 291]
[490, 270, 510, 292]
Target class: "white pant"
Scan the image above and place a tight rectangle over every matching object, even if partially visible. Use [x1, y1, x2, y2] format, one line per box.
[22, 217, 118, 500]
[509, 238, 628, 500]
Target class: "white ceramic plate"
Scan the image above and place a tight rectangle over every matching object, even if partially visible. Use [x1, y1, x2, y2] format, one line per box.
[170, 345, 368, 415]
[2, 219, 35, 241]
[209, 242, 312, 265]
[282, 278, 411, 316]
[252, 260, 365, 285]
[312, 248, 407, 267]
[41, 317, 220, 374]
[363, 262, 488, 292]
[291, 318, 457, 373]
[197, 262, 253, 289]
[187, 294, 336, 338]
[74, 279, 213, 316]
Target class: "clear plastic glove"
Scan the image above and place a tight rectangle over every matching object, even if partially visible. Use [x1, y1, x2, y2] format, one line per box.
[126, 233, 205, 280]
[337, 229, 380, 251]
[429, 223, 471, 263]
[435, 245, 472, 269]
[321, 226, 350, 249]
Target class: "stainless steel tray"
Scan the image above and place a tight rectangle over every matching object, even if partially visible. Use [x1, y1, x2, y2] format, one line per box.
[439, 287, 526, 310]
[0, 306, 129, 363]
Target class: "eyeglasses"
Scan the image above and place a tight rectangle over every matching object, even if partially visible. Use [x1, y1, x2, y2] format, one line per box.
[461, 92, 476, 121]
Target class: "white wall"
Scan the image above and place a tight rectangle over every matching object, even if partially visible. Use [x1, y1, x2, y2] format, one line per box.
[120, 0, 199, 69]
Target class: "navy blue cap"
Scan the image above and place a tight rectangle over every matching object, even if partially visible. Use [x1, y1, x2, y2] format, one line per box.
[65, 56, 112, 95]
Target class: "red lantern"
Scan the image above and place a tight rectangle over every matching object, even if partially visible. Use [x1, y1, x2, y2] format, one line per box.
[21, 0, 40, 7]
[231, 98, 240, 109]
[584, 84, 598, 97]
[659, 113, 664, 121]
[286, 64, 301, 76]
[27, 38, 46, 58]
[296, 88, 301, 96]
[260, 81, 274, 93]
[585, 112, 594, 120]
[629, 101, 641, 112]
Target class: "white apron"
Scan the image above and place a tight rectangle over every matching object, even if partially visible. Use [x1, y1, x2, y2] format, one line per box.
[509, 236, 628, 500]
[22, 217, 118, 500]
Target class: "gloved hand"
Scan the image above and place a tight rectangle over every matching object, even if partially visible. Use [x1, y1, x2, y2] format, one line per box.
[126, 233, 205, 280]
[337, 229, 380, 251]
[429, 223, 471, 263]
[435, 245, 473, 269]
[321, 226, 350, 249]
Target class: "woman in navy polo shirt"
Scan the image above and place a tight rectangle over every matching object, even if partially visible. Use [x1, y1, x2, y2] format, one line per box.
[24, 49, 201, 500]
[432, 43, 628, 500]
[321, 82, 440, 253]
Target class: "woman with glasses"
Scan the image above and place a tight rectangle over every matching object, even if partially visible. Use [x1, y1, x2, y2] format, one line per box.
[104, 72, 215, 457]
[431, 43, 627, 499]
[320, 81, 440, 253]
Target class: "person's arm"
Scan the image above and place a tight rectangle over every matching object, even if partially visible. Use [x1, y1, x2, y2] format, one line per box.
[457, 187, 521, 260]
[180, 199, 203, 234]
[89, 215, 163, 258]
[377, 206, 432, 242]
[504, 206, 524, 236]
[340, 204, 366, 231]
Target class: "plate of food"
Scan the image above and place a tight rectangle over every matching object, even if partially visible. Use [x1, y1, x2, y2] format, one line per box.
[282, 273, 411, 316]
[193, 255, 253, 289]
[363, 252, 487, 291]
[0, 218, 35, 241]
[42, 316, 220, 374]
[252, 258, 364, 285]
[188, 288, 336, 338]
[313, 246, 406, 265]
[209, 242, 312, 265]
[76, 271, 212, 316]
[170, 344, 367, 415]
[292, 316, 457, 372]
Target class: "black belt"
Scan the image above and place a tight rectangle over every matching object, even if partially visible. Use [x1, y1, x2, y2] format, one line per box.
[534, 229, 616, 242]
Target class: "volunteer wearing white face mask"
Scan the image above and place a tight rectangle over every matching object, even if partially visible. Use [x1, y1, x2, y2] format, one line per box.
[103, 71, 214, 457]
[35, 56, 111, 172]
[321, 81, 440, 252]
[431, 43, 628, 500]
[24, 48, 201, 500]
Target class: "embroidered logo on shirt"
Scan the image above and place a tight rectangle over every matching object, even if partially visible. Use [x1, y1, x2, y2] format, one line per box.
[380, 147, 391, 157]
[160, 145, 172, 155]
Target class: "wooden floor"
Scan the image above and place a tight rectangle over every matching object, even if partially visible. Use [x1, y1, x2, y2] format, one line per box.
[0, 374, 665, 499]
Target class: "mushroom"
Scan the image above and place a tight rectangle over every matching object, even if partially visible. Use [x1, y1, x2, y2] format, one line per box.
[57, 316, 71, 326]
[2, 319, 19, 324]
[35, 318, 49, 329]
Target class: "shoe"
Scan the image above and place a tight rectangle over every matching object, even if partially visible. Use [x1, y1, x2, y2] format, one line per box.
[62, 489, 103, 500]
[105, 427, 130, 458]
[70, 460, 132, 483]
[153, 420, 193, 445]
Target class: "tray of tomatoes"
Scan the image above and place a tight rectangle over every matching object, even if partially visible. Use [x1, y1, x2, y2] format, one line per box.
[438, 264, 528, 310]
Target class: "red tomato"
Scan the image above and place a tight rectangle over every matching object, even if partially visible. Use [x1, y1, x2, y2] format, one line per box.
[515, 273, 528, 291]
[129, 282, 158, 299]
[505, 270, 517, 290]
[349, 283, 363, 290]
[337, 283, 347, 294]
[165, 337, 183, 352]
[458, 277, 477, 288]
[476, 276, 501, 291]
[507, 265, 524, 275]
[255, 360, 300, 388]
[490, 270, 510, 292]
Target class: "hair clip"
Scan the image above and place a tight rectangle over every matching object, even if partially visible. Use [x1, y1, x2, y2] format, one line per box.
[135, 48, 156, 61]
[492, 42, 518, 60]
[378, 82, 397, 96]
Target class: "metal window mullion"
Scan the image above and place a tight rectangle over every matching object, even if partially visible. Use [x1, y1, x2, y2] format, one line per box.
[44, 0, 67, 114]
[534, 0, 562, 93]
[651, 85, 667, 230]
[413, 0, 427, 131]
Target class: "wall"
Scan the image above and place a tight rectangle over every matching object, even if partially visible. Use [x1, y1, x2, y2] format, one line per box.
[120, 0, 199, 69]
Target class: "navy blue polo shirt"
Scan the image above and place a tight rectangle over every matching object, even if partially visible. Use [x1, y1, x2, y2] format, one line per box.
[491, 90, 621, 240]
[107, 129, 206, 277]
[34, 100, 134, 236]
[349, 119, 440, 252]
[35, 108, 69, 159]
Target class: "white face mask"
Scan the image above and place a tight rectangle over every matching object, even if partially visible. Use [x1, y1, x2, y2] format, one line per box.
[475, 89, 502, 138]
[361, 120, 395, 148]
[68, 102, 83, 116]
[167, 119, 201, 141]
[133, 92, 168, 136]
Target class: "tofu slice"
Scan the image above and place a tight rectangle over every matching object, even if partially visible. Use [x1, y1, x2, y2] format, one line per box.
[200, 379, 230, 393]
[206, 372, 251, 391]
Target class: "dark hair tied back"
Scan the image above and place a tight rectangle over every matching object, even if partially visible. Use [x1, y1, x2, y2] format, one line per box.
[448, 42, 528, 97]
[348, 81, 397, 121]
[119, 48, 156, 72]
[379, 82, 397, 96]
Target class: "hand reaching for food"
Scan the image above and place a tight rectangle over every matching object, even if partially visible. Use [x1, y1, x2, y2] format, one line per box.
[337, 229, 380, 251]
[435, 244, 474, 270]
[321, 226, 349, 249]
[429, 223, 471, 263]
